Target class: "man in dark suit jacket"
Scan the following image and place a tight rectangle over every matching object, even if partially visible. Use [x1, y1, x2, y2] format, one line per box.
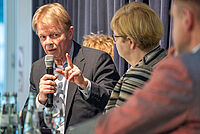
[22, 3, 119, 134]
[67, 1, 200, 134]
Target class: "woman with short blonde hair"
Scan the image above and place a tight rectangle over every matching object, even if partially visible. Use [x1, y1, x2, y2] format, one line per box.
[106, 2, 166, 111]
[110, 2, 164, 52]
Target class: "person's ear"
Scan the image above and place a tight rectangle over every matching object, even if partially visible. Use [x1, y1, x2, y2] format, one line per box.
[68, 26, 74, 39]
[184, 8, 194, 31]
[127, 37, 136, 50]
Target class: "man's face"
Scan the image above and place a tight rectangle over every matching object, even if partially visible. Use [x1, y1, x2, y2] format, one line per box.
[37, 22, 73, 61]
[171, 3, 190, 55]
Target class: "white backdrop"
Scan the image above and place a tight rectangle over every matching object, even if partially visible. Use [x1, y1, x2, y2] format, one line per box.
[5, 0, 32, 111]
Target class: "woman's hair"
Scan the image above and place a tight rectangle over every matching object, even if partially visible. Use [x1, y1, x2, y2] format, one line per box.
[32, 3, 72, 33]
[110, 2, 164, 52]
[83, 33, 114, 59]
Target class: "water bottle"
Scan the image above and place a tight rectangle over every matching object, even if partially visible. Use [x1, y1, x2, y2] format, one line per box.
[0, 92, 1, 109]
[8, 92, 18, 134]
[0, 92, 9, 134]
[23, 92, 41, 134]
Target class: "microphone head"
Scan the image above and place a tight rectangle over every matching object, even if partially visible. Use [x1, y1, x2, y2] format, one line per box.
[45, 55, 54, 68]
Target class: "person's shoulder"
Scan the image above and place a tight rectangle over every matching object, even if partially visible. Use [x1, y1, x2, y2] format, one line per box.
[30, 57, 45, 75]
[32, 57, 45, 67]
[123, 67, 152, 83]
[153, 55, 188, 75]
[82, 45, 107, 54]
[129, 66, 152, 76]
[180, 51, 200, 73]
[81, 45, 111, 60]
[181, 50, 200, 63]
[74, 40, 108, 56]
[161, 51, 199, 67]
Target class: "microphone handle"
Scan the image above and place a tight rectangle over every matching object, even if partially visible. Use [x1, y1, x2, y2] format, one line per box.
[46, 67, 54, 74]
[46, 67, 54, 107]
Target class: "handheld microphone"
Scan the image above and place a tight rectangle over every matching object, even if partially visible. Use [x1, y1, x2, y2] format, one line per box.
[45, 55, 54, 107]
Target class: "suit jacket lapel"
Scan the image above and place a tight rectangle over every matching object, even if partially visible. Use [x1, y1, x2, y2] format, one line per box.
[65, 42, 85, 124]
[36, 57, 46, 92]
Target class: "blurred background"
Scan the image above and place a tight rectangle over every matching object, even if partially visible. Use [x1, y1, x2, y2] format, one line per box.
[0, 0, 32, 111]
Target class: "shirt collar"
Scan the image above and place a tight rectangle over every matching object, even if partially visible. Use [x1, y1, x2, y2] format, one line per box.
[63, 42, 74, 69]
[55, 42, 74, 70]
[192, 43, 200, 53]
[135, 45, 161, 66]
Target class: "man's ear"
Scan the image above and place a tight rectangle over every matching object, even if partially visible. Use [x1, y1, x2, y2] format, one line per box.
[184, 8, 194, 31]
[68, 26, 74, 39]
[127, 37, 136, 50]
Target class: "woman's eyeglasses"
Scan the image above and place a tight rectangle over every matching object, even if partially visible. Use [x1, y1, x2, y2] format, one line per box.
[112, 34, 125, 42]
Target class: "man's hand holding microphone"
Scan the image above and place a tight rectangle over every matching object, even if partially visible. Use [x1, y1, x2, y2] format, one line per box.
[38, 53, 89, 106]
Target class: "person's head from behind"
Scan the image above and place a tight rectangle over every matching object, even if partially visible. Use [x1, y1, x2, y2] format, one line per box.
[32, 3, 74, 64]
[83, 34, 114, 59]
[171, 0, 200, 55]
[110, 2, 163, 60]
